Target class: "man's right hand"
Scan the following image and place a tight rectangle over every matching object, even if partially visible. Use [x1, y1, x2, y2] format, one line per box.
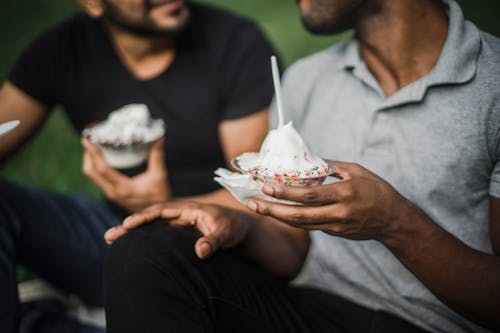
[104, 202, 252, 260]
[82, 137, 172, 213]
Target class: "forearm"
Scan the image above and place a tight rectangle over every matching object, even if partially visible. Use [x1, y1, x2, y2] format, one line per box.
[237, 211, 310, 280]
[180, 188, 243, 210]
[384, 207, 500, 330]
[0, 82, 48, 160]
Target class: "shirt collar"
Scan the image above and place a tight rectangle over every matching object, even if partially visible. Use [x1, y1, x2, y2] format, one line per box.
[333, 0, 481, 106]
[425, 0, 480, 87]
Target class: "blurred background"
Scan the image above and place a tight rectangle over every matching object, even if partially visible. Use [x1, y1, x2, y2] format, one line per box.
[1, 0, 500, 198]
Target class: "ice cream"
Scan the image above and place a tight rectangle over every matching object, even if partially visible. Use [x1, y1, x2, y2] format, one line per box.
[215, 121, 332, 205]
[233, 121, 332, 186]
[82, 104, 165, 169]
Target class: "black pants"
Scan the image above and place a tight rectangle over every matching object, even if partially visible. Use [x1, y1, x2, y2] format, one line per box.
[0, 179, 118, 333]
[104, 224, 429, 333]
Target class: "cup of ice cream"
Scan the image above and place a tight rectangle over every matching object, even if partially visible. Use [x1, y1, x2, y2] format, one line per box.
[82, 104, 165, 169]
[231, 121, 333, 186]
[214, 121, 333, 205]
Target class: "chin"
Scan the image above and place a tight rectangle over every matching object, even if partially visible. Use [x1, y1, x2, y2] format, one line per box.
[151, 5, 190, 32]
[301, 17, 350, 35]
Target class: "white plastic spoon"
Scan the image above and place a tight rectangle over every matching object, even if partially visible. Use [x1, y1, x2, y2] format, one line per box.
[0, 120, 20, 137]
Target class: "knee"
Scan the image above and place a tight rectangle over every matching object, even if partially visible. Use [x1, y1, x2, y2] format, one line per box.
[104, 224, 198, 284]
[0, 180, 22, 237]
[0, 180, 39, 233]
[0, 178, 14, 193]
[0, 179, 18, 216]
[0, 179, 31, 202]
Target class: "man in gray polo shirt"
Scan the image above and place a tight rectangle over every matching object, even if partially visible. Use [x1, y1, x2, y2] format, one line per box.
[103, 0, 499, 332]
[246, 0, 500, 331]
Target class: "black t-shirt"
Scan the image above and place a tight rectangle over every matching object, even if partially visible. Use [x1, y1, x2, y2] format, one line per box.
[9, 2, 275, 197]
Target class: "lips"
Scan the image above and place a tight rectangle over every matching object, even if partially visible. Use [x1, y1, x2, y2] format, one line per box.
[148, 0, 184, 10]
[149, 0, 177, 6]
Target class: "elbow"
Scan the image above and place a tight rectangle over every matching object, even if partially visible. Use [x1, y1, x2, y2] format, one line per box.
[270, 256, 307, 282]
[273, 236, 310, 281]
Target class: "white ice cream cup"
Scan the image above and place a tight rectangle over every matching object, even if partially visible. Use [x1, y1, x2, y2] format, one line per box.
[82, 104, 165, 170]
[96, 142, 151, 169]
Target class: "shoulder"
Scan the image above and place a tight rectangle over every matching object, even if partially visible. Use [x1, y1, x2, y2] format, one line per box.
[186, 3, 269, 48]
[478, 31, 500, 77]
[283, 40, 349, 89]
[471, 31, 500, 110]
[466, 31, 500, 160]
[19, 14, 96, 58]
[27, 14, 92, 46]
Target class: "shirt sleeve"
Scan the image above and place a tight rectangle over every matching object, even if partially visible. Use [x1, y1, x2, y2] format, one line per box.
[491, 165, 500, 198]
[490, 135, 500, 198]
[219, 22, 276, 121]
[489, 100, 500, 198]
[8, 26, 61, 108]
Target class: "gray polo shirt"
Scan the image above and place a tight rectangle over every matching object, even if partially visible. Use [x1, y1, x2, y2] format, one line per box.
[273, 0, 500, 332]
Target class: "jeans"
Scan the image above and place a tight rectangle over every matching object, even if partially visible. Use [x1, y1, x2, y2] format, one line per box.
[0, 179, 121, 333]
[104, 224, 430, 333]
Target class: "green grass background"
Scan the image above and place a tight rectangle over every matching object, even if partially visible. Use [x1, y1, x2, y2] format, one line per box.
[0, 1, 499, 280]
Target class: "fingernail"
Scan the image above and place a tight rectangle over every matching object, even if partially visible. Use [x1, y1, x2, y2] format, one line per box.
[104, 231, 113, 241]
[262, 185, 275, 196]
[247, 200, 258, 211]
[199, 242, 212, 258]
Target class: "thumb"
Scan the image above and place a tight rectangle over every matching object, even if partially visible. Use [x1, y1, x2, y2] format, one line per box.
[194, 233, 221, 260]
[147, 138, 166, 172]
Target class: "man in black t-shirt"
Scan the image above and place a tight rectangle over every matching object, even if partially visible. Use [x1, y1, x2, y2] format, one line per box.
[0, 0, 275, 331]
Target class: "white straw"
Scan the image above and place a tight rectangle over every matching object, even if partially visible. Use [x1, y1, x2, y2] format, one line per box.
[271, 56, 284, 128]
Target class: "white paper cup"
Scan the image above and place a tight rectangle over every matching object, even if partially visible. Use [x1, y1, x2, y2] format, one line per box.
[97, 142, 150, 169]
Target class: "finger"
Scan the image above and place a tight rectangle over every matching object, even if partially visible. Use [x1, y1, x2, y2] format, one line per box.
[82, 151, 115, 196]
[123, 207, 181, 229]
[261, 183, 341, 205]
[168, 217, 198, 229]
[147, 139, 166, 173]
[104, 225, 128, 244]
[165, 208, 203, 233]
[194, 233, 221, 259]
[247, 198, 344, 226]
[81, 137, 103, 158]
[82, 138, 127, 186]
[331, 162, 365, 179]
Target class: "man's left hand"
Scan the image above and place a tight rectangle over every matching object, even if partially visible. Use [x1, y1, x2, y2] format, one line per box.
[82, 137, 171, 213]
[247, 162, 417, 243]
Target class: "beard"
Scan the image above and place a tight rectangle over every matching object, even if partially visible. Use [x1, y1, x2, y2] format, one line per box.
[301, 0, 363, 35]
[102, 0, 190, 37]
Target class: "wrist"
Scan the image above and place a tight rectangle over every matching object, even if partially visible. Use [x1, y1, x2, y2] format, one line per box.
[381, 198, 436, 256]
[235, 210, 264, 251]
[150, 187, 171, 204]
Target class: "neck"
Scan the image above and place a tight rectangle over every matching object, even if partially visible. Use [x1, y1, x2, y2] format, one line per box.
[105, 22, 177, 80]
[355, 0, 448, 96]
